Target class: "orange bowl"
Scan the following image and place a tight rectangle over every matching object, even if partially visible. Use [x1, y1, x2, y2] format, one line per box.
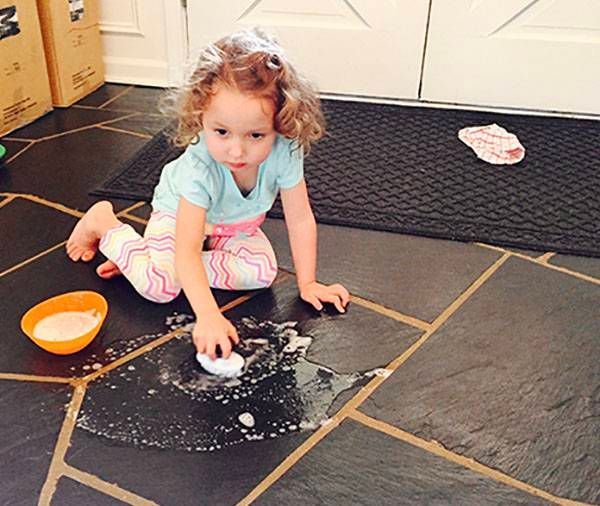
[21, 291, 108, 355]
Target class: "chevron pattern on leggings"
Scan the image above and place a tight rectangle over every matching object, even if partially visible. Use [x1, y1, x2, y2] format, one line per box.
[203, 229, 278, 290]
[99, 212, 179, 303]
[99, 211, 278, 302]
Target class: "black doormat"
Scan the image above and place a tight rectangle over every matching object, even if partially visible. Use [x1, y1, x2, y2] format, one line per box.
[92, 100, 600, 257]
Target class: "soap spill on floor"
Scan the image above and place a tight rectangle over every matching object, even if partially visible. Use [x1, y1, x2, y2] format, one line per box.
[76, 316, 378, 452]
[68, 313, 193, 375]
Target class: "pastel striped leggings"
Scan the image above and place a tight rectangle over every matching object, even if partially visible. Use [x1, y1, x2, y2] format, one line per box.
[99, 211, 278, 303]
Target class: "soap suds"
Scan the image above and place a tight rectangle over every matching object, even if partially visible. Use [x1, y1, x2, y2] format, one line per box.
[68, 312, 196, 376]
[33, 310, 100, 341]
[76, 316, 377, 452]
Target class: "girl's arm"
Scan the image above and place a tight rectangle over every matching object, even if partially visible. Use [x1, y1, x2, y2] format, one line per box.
[175, 196, 239, 358]
[280, 180, 349, 312]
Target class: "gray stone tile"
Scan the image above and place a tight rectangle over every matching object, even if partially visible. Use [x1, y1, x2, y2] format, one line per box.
[68, 427, 310, 506]
[65, 279, 420, 504]
[7, 108, 127, 140]
[102, 86, 167, 115]
[359, 256, 600, 504]
[257, 419, 548, 505]
[225, 280, 423, 375]
[53, 477, 129, 505]
[0, 139, 30, 160]
[107, 114, 172, 137]
[505, 246, 547, 258]
[127, 204, 151, 220]
[549, 254, 600, 280]
[0, 128, 145, 212]
[0, 381, 71, 504]
[262, 218, 502, 322]
[1, 198, 77, 273]
[76, 84, 131, 108]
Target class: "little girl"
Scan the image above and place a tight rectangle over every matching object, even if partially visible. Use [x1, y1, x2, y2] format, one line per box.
[66, 28, 349, 360]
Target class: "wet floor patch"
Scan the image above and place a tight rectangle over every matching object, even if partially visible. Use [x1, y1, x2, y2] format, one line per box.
[77, 316, 382, 452]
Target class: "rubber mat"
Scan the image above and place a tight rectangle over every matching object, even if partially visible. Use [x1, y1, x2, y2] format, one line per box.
[92, 100, 600, 257]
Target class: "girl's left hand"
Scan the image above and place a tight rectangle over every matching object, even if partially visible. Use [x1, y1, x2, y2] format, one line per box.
[300, 281, 350, 313]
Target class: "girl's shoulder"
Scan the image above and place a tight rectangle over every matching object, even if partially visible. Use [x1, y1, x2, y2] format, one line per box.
[163, 135, 215, 188]
[266, 135, 304, 189]
[269, 135, 303, 165]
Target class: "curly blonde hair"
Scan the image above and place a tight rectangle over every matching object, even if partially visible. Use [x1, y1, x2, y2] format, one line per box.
[163, 28, 325, 153]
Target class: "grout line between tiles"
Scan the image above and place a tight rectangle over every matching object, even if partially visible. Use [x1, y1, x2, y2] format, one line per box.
[2, 136, 32, 142]
[239, 253, 511, 504]
[72, 106, 168, 119]
[475, 243, 525, 253]
[4, 140, 36, 164]
[0, 372, 72, 384]
[0, 189, 104, 276]
[5, 192, 141, 220]
[220, 291, 264, 312]
[424, 253, 509, 330]
[0, 196, 150, 280]
[350, 295, 431, 331]
[27, 112, 140, 143]
[0, 195, 17, 208]
[536, 264, 599, 286]
[116, 201, 149, 216]
[81, 291, 260, 384]
[39, 384, 87, 506]
[119, 211, 149, 225]
[98, 124, 153, 139]
[0, 241, 66, 279]
[81, 328, 187, 383]
[275, 267, 430, 330]
[70, 104, 101, 111]
[14, 193, 84, 217]
[237, 409, 343, 505]
[63, 464, 159, 506]
[537, 252, 556, 263]
[476, 243, 599, 285]
[98, 85, 135, 109]
[348, 410, 588, 506]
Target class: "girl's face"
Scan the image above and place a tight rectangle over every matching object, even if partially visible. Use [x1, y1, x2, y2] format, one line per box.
[202, 84, 277, 173]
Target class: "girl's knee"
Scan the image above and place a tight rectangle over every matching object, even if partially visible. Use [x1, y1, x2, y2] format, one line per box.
[257, 257, 278, 288]
[238, 255, 277, 289]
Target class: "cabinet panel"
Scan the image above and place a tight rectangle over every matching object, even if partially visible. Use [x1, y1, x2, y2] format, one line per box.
[99, 0, 185, 87]
[187, 0, 430, 99]
[422, 0, 600, 114]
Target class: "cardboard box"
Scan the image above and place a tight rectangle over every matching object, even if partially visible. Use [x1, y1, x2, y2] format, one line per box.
[37, 0, 104, 107]
[0, 0, 53, 136]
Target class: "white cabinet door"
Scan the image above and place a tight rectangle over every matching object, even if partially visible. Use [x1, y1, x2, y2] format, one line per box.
[422, 0, 600, 114]
[186, 1, 430, 99]
[99, 0, 186, 86]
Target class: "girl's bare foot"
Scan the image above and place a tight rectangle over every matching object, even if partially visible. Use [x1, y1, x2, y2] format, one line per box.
[96, 260, 122, 279]
[66, 201, 121, 262]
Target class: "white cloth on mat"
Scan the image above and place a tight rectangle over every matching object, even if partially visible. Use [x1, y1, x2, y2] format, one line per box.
[458, 124, 525, 165]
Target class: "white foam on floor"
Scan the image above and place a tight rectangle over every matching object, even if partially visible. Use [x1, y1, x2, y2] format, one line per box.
[76, 316, 381, 453]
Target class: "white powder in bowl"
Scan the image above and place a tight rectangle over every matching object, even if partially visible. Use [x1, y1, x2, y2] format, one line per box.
[33, 310, 100, 342]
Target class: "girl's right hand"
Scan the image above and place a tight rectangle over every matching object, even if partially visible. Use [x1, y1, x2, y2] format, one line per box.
[192, 311, 239, 360]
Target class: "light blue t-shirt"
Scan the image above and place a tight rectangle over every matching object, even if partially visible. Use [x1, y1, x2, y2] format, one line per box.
[151, 134, 303, 223]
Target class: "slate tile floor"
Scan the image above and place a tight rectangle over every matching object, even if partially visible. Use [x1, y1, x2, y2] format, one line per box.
[1, 84, 598, 506]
